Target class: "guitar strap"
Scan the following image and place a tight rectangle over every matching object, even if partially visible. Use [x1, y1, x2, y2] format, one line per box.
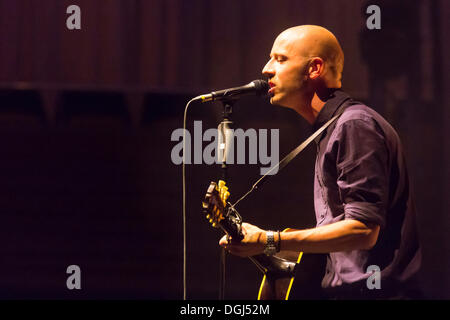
[232, 97, 354, 207]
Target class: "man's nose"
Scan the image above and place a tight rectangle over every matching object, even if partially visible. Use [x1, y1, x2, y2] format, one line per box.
[262, 60, 274, 77]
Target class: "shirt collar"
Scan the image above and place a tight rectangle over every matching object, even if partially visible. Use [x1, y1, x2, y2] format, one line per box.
[312, 89, 351, 143]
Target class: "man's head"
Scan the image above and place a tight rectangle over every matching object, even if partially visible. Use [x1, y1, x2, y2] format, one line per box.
[262, 25, 344, 111]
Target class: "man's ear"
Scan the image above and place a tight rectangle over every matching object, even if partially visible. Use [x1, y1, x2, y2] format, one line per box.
[308, 57, 324, 80]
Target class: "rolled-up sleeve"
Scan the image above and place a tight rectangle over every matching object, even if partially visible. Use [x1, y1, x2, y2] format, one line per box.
[334, 118, 388, 229]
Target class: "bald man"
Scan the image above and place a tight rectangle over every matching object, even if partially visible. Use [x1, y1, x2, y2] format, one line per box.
[219, 26, 422, 299]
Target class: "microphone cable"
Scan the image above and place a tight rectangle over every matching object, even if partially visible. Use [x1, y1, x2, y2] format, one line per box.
[180, 81, 268, 300]
[182, 97, 197, 301]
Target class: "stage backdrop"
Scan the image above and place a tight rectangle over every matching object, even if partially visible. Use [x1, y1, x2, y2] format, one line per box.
[0, 0, 448, 299]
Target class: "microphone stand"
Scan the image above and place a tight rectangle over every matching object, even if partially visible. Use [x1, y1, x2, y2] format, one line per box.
[218, 99, 234, 300]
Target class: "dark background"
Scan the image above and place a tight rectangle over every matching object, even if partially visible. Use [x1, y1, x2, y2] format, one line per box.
[0, 0, 449, 299]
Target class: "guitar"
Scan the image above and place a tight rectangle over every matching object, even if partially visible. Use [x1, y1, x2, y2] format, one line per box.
[202, 180, 303, 300]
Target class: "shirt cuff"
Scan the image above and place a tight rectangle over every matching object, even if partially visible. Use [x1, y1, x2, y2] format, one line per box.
[343, 201, 386, 229]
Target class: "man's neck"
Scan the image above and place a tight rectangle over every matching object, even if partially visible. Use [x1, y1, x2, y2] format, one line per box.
[294, 88, 336, 125]
[292, 92, 327, 125]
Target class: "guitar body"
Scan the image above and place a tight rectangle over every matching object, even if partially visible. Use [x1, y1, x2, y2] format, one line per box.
[259, 252, 328, 300]
[258, 274, 295, 300]
[202, 181, 308, 300]
[257, 252, 303, 300]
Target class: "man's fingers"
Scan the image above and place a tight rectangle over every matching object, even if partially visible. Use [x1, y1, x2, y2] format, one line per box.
[219, 235, 228, 247]
[224, 245, 246, 257]
[219, 236, 245, 255]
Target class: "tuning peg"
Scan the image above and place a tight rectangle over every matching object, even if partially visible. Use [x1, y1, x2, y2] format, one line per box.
[206, 214, 210, 219]
[220, 186, 228, 199]
[221, 192, 229, 206]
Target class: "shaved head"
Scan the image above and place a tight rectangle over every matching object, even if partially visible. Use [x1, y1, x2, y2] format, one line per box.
[262, 25, 345, 122]
[276, 25, 344, 87]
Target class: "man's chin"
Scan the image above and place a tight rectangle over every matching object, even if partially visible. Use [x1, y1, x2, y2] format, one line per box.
[269, 96, 286, 108]
[269, 94, 279, 105]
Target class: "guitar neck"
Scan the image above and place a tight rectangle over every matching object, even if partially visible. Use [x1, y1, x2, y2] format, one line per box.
[218, 209, 296, 278]
[219, 209, 244, 241]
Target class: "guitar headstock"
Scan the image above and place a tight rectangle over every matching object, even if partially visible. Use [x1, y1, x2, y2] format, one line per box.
[202, 180, 243, 240]
[202, 180, 230, 228]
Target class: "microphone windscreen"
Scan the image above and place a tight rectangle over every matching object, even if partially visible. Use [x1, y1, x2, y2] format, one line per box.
[252, 80, 269, 96]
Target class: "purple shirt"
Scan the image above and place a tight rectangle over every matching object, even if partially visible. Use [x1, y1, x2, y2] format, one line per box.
[313, 90, 421, 298]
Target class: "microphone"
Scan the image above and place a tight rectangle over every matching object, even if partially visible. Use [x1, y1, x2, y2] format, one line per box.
[194, 80, 269, 103]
